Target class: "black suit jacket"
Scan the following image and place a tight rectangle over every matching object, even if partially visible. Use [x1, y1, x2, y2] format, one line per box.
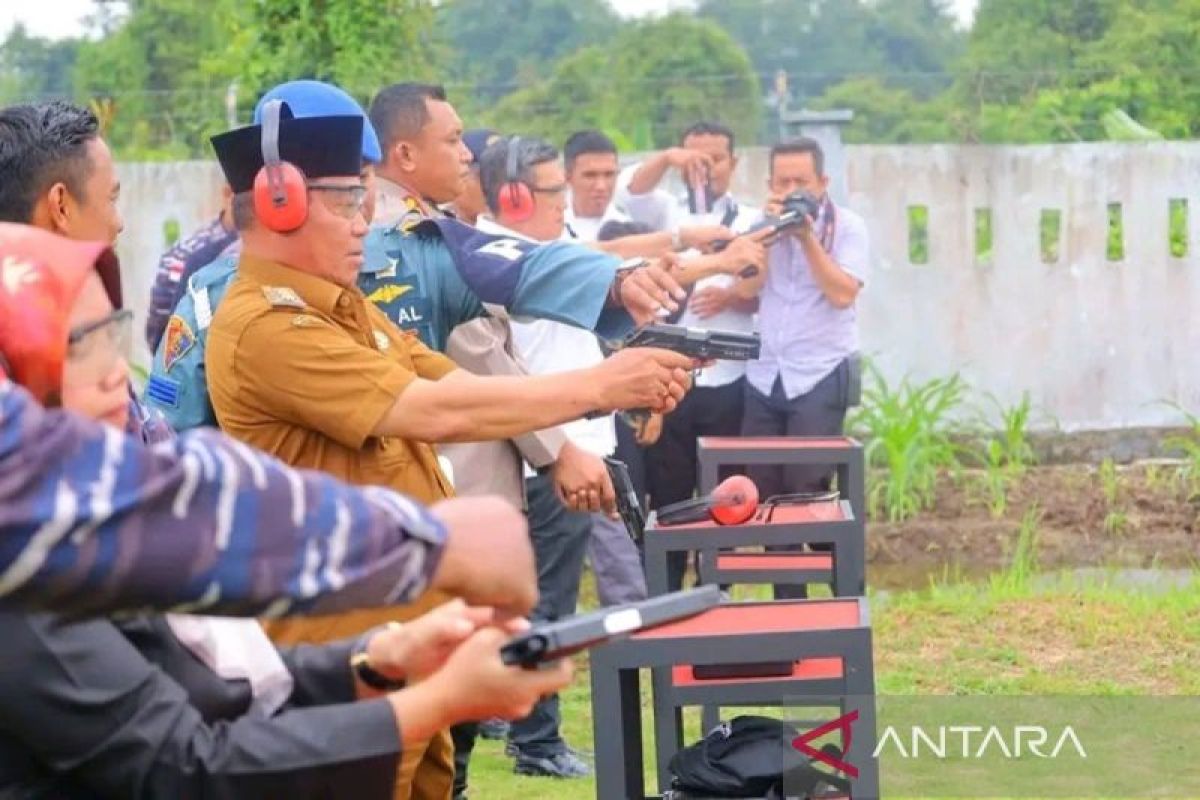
[0, 612, 401, 799]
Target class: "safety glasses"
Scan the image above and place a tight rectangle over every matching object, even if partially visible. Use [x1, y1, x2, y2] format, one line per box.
[65, 309, 132, 387]
[308, 182, 369, 220]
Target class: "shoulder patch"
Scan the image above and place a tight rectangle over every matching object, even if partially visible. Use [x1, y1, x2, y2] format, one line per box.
[261, 286, 306, 309]
[291, 314, 324, 328]
[161, 315, 196, 373]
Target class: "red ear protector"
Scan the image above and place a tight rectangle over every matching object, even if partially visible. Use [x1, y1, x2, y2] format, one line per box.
[497, 135, 535, 223]
[252, 99, 308, 232]
[656, 475, 760, 526]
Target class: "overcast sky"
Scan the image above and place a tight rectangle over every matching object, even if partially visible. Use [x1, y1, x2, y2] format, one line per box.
[1, 0, 980, 40]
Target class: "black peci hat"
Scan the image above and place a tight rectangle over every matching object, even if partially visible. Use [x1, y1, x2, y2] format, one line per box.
[211, 104, 365, 193]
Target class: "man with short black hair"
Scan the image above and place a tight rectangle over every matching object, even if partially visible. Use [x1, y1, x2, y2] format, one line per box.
[743, 137, 869, 599]
[618, 122, 762, 561]
[563, 129, 626, 241]
[475, 135, 609, 779]
[369, 83, 469, 229]
[0, 100, 122, 244]
[563, 128, 731, 257]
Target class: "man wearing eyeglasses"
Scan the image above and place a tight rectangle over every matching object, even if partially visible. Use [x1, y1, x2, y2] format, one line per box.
[468, 135, 616, 779]
[202, 111, 695, 800]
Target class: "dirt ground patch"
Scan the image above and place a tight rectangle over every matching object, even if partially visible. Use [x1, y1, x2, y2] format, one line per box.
[868, 462, 1199, 587]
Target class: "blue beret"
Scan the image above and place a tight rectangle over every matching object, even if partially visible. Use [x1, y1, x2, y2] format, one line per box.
[254, 80, 382, 164]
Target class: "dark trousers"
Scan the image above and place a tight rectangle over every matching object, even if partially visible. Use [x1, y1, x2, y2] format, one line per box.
[646, 377, 746, 591]
[742, 361, 852, 599]
[451, 722, 476, 798]
[508, 473, 592, 757]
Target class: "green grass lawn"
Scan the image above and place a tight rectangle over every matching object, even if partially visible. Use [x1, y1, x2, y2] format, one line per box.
[463, 572, 1200, 799]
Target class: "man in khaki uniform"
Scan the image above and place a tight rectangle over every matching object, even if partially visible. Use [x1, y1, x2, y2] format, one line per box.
[204, 107, 694, 800]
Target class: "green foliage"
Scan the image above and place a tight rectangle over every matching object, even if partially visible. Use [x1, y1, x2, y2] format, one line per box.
[697, 0, 964, 100]
[974, 208, 993, 263]
[235, 0, 441, 100]
[1164, 407, 1200, 501]
[72, 0, 244, 159]
[1040, 209, 1061, 263]
[849, 365, 969, 522]
[483, 14, 761, 150]
[1103, 509, 1129, 536]
[1098, 458, 1121, 506]
[992, 504, 1042, 590]
[48, 0, 442, 159]
[774, 0, 1200, 144]
[436, 0, 620, 106]
[907, 205, 929, 264]
[973, 393, 1038, 519]
[1106, 202, 1125, 261]
[812, 77, 955, 144]
[0, 24, 80, 104]
[1101, 108, 1164, 141]
[1169, 200, 1188, 259]
[8, 0, 1198, 157]
[940, 0, 1200, 143]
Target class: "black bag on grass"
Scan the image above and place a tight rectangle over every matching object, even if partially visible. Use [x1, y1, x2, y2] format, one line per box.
[668, 715, 851, 798]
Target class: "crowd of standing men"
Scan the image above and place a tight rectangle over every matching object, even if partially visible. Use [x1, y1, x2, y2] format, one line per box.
[0, 72, 866, 800]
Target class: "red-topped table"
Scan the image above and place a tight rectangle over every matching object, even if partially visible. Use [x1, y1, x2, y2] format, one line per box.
[697, 435, 865, 522]
[590, 598, 878, 799]
[698, 551, 835, 589]
[644, 499, 864, 597]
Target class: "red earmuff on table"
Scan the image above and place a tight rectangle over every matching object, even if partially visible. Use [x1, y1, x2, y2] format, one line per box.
[656, 475, 760, 526]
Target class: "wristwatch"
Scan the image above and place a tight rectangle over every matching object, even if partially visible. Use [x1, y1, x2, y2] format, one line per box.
[607, 257, 650, 306]
[350, 621, 406, 691]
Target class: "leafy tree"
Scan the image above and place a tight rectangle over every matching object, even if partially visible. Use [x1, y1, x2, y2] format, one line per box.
[697, 0, 964, 101]
[436, 0, 620, 106]
[0, 25, 80, 105]
[235, 0, 442, 100]
[812, 77, 955, 143]
[73, 0, 243, 158]
[483, 14, 761, 150]
[68, 0, 444, 158]
[946, 0, 1200, 142]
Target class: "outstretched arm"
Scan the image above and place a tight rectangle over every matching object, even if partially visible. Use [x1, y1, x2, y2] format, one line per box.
[0, 379, 446, 617]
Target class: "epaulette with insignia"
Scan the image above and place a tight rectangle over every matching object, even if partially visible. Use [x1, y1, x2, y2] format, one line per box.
[261, 286, 306, 309]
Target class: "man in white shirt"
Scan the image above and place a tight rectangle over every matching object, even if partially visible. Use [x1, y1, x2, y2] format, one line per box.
[563, 130, 631, 241]
[617, 122, 762, 589]
[472, 135, 618, 780]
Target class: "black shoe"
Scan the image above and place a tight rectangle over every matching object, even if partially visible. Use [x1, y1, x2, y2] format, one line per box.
[478, 718, 510, 740]
[512, 749, 592, 778]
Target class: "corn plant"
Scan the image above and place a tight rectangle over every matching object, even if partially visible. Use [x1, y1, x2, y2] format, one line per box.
[973, 392, 1039, 519]
[980, 440, 1010, 519]
[848, 366, 968, 522]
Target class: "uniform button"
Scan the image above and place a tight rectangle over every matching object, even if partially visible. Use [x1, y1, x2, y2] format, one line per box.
[337, 296, 350, 308]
